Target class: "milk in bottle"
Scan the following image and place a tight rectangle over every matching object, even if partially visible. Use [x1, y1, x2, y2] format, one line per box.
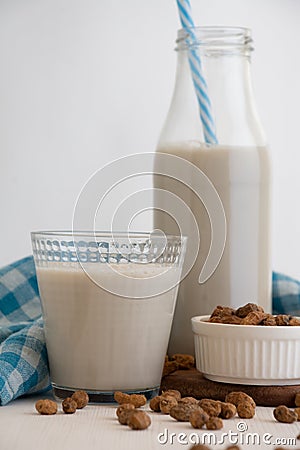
[154, 27, 271, 355]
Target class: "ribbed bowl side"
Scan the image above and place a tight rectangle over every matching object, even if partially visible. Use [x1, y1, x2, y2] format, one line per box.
[194, 334, 300, 380]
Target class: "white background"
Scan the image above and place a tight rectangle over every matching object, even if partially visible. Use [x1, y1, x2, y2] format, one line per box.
[0, 0, 299, 278]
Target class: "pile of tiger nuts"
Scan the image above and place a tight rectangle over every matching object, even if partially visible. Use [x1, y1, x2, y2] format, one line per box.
[114, 391, 151, 430]
[34, 344, 300, 450]
[208, 302, 300, 326]
[35, 390, 89, 415]
[112, 382, 300, 450]
[149, 389, 255, 431]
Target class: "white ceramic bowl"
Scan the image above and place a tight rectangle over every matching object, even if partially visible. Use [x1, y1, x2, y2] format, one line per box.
[191, 315, 300, 385]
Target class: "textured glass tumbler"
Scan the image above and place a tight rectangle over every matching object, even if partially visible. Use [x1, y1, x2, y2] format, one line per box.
[31, 231, 186, 402]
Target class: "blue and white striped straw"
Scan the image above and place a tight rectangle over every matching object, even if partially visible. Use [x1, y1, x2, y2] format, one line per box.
[176, 0, 218, 144]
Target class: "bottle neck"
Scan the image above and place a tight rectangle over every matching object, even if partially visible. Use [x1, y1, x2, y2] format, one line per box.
[160, 27, 266, 147]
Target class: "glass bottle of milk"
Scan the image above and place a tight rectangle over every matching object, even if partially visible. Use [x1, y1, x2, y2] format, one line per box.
[154, 27, 271, 355]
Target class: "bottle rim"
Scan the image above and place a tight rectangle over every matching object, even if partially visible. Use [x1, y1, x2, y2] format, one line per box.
[176, 26, 254, 54]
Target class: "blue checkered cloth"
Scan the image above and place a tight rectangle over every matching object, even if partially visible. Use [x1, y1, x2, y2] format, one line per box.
[0, 256, 300, 405]
[0, 257, 50, 405]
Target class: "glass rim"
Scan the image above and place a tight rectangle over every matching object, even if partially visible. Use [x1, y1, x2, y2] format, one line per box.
[177, 25, 251, 38]
[176, 25, 253, 53]
[31, 230, 187, 241]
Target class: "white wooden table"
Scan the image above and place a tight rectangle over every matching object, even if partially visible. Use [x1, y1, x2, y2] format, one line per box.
[1, 393, 300, 450]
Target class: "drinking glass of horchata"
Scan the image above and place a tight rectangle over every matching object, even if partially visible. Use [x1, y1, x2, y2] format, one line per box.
[31, 231, 186, 402]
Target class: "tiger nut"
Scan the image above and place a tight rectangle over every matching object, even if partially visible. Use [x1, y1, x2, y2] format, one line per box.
[116, 403, 135, 425]
[62, 397, 77, 414]
[236, 303, 264, 318]
[206, 416, 223, 430]
[71, 390, 89, 409]
[295, 392, 300, 407]
[294, 407, 300, 421]
[170, 403, 201, 422]
[273, 405, 297, 423]
[261, 314, 277, 326]
[219, 402, 237, 419]
[127, 410, 151, 430]
[161, 389, 181, 401]
[275, 315, 291, 326]
[114, 391, 146, 408]
[189, 408, 209, 429]
[171, 353, 195, 369]
[225, 391, 256, 408]
[35, 399, 58, 415]
[237, 401, 255, 419]
[290, 317, 300, 326]
[162, 360, 178, 377]
[179, 397, 199, 405]
[210, 305, 236, 318]
[160, 395, 178, 414]
[240, 311, 266, 325]
[198, 399, 221, 417]
[149, 396, 162, 412]
[114, 391, 131, 405]
[129, 394, 147, 408]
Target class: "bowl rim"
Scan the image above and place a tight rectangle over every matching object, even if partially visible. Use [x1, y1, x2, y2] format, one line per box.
[191, 315, 300, 330]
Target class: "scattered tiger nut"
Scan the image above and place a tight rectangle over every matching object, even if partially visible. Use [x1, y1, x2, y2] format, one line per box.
[35, 399, 58, 415]
[149, 396, 162, 412]
[237, 401, 255, 419]
[179, 397, 199, 405]
[225, 392, 256, 408]
[236, 303, 264, 318]
[114, 391, 146, 407]
[219, 402, 237, 419]
[129, 394, 147, 408]
[170, 403, 201, 422]
[62, 397, 77, 414]
[171, 354, 195, 369]
[114, 391, 131, 405]
[294, 408, 300, 421]
[160, 395, 178, 414]
[273, 405, 297, 423]
[206, 416, 223, 430]
[116, 403, 135, 425]
[295, 392, 300, 407]
[162, 360, 179, 377]
[198, 399, 221, 417]
[71, 390, 89, 409]
[161, 389, 181, 401]
[127, 410, 151, 430]
[116, 403, 135, 417]
[189, 408, 209, 429]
